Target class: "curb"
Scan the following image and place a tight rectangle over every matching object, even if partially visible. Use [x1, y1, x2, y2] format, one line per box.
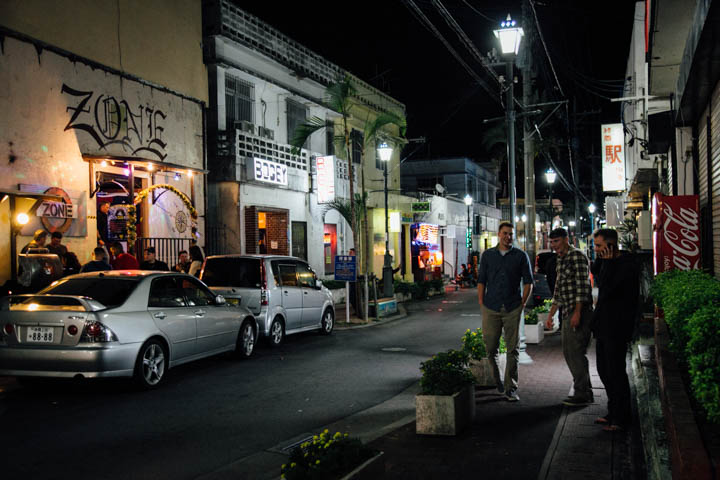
[334, 303, 408, 330]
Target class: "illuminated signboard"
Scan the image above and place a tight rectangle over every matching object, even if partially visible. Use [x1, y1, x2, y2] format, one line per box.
[415, 223, 439, 245]
[254, 158, 288, 186]
[411, 201, 431, 212]
[601, 123, 626, 192]
[316, 155, 335, 203]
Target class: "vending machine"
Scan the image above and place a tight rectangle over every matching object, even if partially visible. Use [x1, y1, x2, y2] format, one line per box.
[651, 193, 701, 274]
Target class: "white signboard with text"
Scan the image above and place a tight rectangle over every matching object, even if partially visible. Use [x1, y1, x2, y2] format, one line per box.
[253, 158, 288, 186]
[601, 123, 626, 192]
[316, 155, 335, 203]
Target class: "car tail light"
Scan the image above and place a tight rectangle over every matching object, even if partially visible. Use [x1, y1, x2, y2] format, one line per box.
[260, 262, 268, 306]
[3, 323, 13, 335]
[67, 325, 78, 335]
[81, 321, 118, 343]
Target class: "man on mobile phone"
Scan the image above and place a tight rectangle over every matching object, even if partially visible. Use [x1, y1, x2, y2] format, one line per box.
[591, 228, 640, 432]
[547, 227, 594, 407]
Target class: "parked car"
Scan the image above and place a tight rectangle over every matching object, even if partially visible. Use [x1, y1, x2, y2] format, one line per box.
[530, 249, 555, 307]
[0, 271, 258, 388]
[200, 255, 335, 347]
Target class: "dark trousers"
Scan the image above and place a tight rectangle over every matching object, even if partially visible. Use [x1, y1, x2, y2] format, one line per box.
[596, 338, 632, 426]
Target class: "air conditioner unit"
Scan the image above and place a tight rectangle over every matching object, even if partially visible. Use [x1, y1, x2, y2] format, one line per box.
[258, 127, 275, 140]
[235, 121, 255, 135]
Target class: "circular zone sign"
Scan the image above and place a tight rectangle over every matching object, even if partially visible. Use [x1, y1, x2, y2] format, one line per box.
[39, 187, 75, 233]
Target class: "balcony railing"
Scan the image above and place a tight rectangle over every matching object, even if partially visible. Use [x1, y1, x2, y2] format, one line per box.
[134, 237, 193, 267]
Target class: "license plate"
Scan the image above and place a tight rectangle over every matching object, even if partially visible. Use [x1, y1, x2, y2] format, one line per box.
[26, 326, 54, 343]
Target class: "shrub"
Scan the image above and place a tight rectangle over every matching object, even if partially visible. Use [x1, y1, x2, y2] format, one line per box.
[430, 278, 444, 292]
[461, 328, 487, 361]
[281, 430, 376, 480]
[393, 280, 413, 296]
[419, 349, 474, 396]
[525, 309, 539, 325]
[651, 270, 720, 423]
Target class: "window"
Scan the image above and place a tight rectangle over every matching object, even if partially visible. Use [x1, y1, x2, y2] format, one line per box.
[148, 277, 186, 308]
[325, 128, 335, 156]
[286, 99, 308, 146]
[278, 264, 298, 287]
[180, 278, 216, 307]
[41, 277, 140, 308]
[351, 130, 363, 164]
[296, 262, 316, 289]
[225, 75, 254, 128]
[201, 257, 261, 288]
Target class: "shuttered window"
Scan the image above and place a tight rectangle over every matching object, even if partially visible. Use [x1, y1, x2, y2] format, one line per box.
[710, 82, 720, 276]
[225, 75, 254, 128]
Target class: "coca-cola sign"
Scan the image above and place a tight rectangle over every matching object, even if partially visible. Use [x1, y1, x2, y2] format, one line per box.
[653, 194, 701, 274]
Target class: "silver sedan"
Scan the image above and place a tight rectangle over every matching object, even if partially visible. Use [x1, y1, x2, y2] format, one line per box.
[0, 271, 258, 388]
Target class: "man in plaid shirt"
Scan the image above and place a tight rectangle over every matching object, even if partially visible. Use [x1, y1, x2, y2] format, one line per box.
[546, 227, 594, 406]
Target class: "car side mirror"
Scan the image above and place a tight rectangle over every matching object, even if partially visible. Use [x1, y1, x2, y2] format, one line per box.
[315, 280, 323, 290]
[215, 295, 226, 305]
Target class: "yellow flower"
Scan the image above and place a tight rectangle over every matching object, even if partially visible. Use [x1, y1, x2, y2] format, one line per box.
[282, 464, 286, 469]
[313, 435, 318, 441]
[316, 460, 320, 465]
[281, 475, 285, 479]
[324, 429, 329, 434]
[291, 463, 296, 468]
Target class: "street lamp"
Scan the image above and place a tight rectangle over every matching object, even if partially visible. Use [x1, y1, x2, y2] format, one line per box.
[588, 203, 597, 260]
[464, 194, 473, 252]
[494, 15, 523, 234]
[378, 141, 394, 298]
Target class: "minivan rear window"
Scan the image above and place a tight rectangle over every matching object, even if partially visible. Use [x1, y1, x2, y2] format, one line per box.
[201, 257, 262, 288]
[38, 277, 140, 308]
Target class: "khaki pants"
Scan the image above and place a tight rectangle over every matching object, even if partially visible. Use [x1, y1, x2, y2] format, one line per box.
[482, 304, 522, 392]
[560, 304, 594, 401]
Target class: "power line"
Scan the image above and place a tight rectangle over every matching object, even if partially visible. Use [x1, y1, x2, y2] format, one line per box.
[529, 0, 564, 97]
[402, 0, 502, 106]
[460, 0, 496, 23]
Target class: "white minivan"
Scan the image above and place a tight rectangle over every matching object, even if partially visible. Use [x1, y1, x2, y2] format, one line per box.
[200, 255, 335, 346]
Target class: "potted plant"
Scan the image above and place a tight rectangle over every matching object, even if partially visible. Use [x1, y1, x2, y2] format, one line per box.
[524, 308, 544, 344]
[281, 429, 383, 480]
[416, 349, 475, 436]
[462, 328, 507, 387]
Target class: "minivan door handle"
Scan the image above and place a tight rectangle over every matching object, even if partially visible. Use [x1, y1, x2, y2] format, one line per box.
[153, 312, 167, 320]
[194, 309, 206, 317]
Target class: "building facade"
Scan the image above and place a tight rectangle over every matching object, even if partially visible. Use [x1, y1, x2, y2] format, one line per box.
[0, 0, 208, 284]
[202, 1, 406, 279]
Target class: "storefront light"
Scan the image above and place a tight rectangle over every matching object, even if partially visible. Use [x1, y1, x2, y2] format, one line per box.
[147, 163, 154, 172]
[16, 213, 29, 225]
[100, 160, 108, 167]
[187, 170, 194, 177]
[123, 168, 130, 176]
[174, 172, 181, 181]
[521, 214, 527, 223]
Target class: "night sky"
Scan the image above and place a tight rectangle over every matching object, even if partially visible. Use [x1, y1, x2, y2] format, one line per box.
[240, 0, 637, 203]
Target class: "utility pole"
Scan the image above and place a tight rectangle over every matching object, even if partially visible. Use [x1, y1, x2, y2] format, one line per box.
[522, 0, 536, 264]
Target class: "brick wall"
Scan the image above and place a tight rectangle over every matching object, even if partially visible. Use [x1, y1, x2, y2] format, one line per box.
[266, 210, 289, 255]
[244, 206, 258, 254]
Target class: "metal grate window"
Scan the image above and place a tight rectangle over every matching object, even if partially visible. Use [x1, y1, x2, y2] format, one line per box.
[226, 75, 255, 127]
[351, 130, 363, 164]
[286, 99, 308, 146]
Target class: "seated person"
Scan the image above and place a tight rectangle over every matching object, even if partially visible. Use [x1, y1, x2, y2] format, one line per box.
[81, 247, 112, 273]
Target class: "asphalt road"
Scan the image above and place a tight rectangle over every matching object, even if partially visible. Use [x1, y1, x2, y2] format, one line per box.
[0, 288, 483, 480]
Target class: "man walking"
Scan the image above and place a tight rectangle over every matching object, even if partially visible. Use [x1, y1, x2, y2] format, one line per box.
[547, 228, 594, 406]
[477, 221, 533, 402]
[592, 229, 639, 431]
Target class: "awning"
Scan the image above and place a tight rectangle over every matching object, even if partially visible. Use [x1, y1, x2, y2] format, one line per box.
[83, 155, 209, 174]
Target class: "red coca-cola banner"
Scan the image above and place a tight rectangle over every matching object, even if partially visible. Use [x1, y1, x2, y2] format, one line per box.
[652, 193, 701, 274]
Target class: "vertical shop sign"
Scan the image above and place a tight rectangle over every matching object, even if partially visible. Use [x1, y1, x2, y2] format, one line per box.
[316, 155, 335, 203]
[601, 123, 626, 192]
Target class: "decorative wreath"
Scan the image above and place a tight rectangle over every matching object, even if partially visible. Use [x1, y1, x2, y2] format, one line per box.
[127, 184, 199, 246]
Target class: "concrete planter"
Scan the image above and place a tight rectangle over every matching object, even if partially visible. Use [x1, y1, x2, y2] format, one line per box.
[524, 322, 544, 344]
[469, 355, 507, 387]
[339, 451, 384, 480]
[416, 384, 475, 436]
[330, 288, 346, 305]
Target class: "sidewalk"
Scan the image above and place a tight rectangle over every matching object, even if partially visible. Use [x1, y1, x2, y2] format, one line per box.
[333, 302, 408, 329]
[368, 334, 642, 480]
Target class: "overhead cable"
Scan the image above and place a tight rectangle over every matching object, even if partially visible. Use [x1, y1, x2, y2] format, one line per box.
[402, 0, 502, 106]
[529, 0, 564, 97]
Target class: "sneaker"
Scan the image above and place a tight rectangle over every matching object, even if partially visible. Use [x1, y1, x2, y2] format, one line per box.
[562, 396, 592, 407]
[505, 390, 520, 402]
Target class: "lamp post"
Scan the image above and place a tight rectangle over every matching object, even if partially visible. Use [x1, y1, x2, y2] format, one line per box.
[494, 15, 523, 234]
[378, 141, 394, 298]
[545, 168, 556, 208]
[464, 194, 473, 254]
[588, 203, 596, 260]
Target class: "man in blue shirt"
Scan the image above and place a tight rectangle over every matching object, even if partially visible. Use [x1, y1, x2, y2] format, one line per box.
[477, 221, 534, 401]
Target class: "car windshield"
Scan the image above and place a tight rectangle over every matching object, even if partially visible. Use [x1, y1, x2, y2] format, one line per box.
[38, 277, 140, 308]
[201, 258, 262, 288]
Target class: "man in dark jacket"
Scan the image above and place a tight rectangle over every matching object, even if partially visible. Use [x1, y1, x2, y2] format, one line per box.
[591, 228, 640, 431]
[139, 247, 169, 271]
[80, 247, 112, 273]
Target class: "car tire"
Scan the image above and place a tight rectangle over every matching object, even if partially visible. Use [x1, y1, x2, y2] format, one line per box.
[133, 339, 168, 389]
[268, 317, 284, 348]
[320, 309, 334, 335]
[235, 320, 256, 359]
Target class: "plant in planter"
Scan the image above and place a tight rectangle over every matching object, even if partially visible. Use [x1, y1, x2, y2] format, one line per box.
[416, 349, 475, 435]
[281, 430, 381, 480]
[461, 328, 508, 387]
[524, 308, 544, 344]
